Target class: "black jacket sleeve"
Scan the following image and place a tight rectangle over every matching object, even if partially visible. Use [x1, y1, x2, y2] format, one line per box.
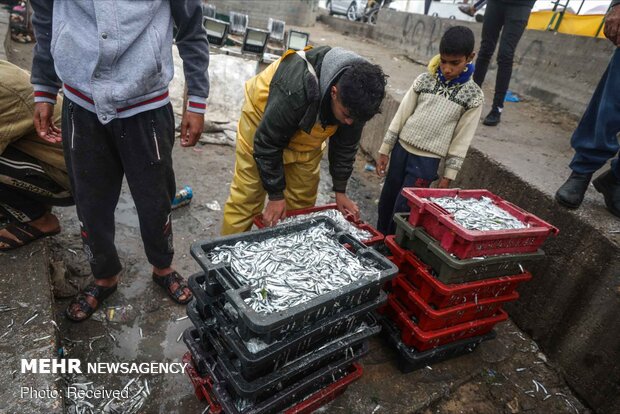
[612, 0, 620, 8]
[328, 122, 363, 193]
[30, 0, 61, 89]
[253, 83, 308, 200]
[171, 0, 210, 99]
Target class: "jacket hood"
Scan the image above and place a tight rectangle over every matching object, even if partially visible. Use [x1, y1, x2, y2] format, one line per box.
[319, 47, 367, 99]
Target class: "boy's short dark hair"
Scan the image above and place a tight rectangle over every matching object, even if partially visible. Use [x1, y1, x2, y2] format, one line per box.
[337, 62, 387, 123]
[440, 26, 475, 57]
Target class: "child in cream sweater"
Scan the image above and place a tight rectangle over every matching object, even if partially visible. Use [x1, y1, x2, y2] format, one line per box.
[376, 26, 483, 235]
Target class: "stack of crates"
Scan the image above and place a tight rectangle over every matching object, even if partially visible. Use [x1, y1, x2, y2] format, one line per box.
[183, 217, 398, 413]
[379, 188, 558, 373]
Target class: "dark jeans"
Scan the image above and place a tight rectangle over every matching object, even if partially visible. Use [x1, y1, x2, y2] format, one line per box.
[473, 0, 532, 109]
[569, 49, 620, 179]
[62, 99, 177, 279]
[377, 142, 440, 235]
[0, 146, 73, 222]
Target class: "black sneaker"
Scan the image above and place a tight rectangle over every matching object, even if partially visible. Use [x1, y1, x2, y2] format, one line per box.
[483, 107, 502, 126]
[592, 169, 620, 218]
[555, 171, 593, 209]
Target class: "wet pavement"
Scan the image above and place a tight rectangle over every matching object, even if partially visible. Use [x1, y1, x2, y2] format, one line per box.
[4, 30, 591, 414]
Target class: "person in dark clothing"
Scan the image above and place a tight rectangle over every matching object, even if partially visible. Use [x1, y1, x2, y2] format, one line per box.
[555, 1, 620, 217]
[473, 0, 535, 126]
[30, 0, 210, 321]
[0, 60, 73, 251]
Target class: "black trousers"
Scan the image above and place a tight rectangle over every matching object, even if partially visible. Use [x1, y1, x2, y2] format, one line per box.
[62, 99, 177, 279]
[473, 0, 532, 109]
[0, 146, 73, 222]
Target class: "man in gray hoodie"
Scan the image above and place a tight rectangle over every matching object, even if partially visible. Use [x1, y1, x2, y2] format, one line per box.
[30, 0, 210, 321]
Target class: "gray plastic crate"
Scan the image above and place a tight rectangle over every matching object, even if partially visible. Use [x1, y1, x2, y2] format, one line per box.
[393, 213, 544, 284]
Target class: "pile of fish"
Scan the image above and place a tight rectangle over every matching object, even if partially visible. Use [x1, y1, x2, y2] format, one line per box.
[276, 209, 372, 242]
[208, 223, 380, 314]
[429, 196, 526, 231]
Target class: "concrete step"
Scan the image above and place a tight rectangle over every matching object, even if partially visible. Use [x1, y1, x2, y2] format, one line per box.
[0, 241, 63, 414]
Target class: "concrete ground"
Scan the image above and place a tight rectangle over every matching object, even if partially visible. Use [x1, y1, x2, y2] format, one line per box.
[1, 18, 597, 414]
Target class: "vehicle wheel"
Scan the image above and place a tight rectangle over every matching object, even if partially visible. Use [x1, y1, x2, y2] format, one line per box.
[368, 9, 379, 25]
[326, 0, 334, 15]
[346, 2, 358, 21]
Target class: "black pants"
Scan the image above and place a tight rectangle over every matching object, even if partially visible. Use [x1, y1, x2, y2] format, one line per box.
[0, 146, 73, 222]
[473, 0, 532, 109]
[62, 99, 177, 279]
[377, 142, 440, 235]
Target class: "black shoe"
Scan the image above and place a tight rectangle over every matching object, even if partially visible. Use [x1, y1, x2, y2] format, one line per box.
[592, 169, 620, 218]
[458, 4, 475, 16]
[483, 108, 501, 126]
[555, 171, 592, 209]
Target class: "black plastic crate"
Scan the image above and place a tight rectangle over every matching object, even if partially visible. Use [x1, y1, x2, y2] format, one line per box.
[378, 313, 496, 373]
[206, 320, 373, 399]
[183, 328, 367, 414]
[188, 272, 224, 319]
[190, 217, 398, 342]
[187, 294, 384, 381]
[393, 213, 544, 284]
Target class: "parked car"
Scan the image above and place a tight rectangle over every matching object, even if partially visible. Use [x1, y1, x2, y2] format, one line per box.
[326, 0, 369, 21]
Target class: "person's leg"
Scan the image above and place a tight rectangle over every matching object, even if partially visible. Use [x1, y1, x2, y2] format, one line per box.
[390, 154, 441, 235]
[282, 146, 324, 211]
[491, 3, 531, 110]
[557, 49, 620, 210]
[221, 132, 268, 235]
[63, 99, 124, 320]
[473, 0, 503, 88]
[377, 142, 409, 235]
[115, 103, 191, 303]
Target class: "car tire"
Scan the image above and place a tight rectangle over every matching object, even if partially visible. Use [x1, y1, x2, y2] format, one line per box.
[346, 2, 358, 21]
[326, 0, 334, 15]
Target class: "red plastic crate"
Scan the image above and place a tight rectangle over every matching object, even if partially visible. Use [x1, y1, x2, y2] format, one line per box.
[285, 363, 363, 414]
[384, 295, 508, 351]
[391, 274, 518, 330]
[183, 352, 363, 414]
[402, 188, 558, 259]
[253, 203, 384, 246]
[183, 352, 223, 412]
[385, 236, 532, 309]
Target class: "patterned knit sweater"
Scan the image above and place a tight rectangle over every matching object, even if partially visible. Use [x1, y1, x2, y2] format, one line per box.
[379, 61, 484, 180]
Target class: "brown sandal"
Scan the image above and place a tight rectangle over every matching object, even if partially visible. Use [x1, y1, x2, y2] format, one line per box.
[152, 271, 192, 304]
[0, 221, 60, 251]
[65, 283, 118, 322]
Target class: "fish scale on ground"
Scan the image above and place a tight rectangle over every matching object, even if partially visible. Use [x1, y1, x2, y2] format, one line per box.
[207, 223, 381, 314]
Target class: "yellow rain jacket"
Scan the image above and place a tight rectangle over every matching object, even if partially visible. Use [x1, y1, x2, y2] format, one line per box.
[222, 46, 368, 234]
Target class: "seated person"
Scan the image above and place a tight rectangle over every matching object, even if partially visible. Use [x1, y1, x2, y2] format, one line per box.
[0, 60, 73, 250]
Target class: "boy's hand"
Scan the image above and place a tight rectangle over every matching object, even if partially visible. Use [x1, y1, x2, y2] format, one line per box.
[336, 192, 360, 221]
[437, 177, 451, 188]
[33, 102, 62, 143]
[180, 111, 204, 147]
[263, 199, 287, 227]
[376, 154, 389, 177]
[605, 3, 620, 47]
